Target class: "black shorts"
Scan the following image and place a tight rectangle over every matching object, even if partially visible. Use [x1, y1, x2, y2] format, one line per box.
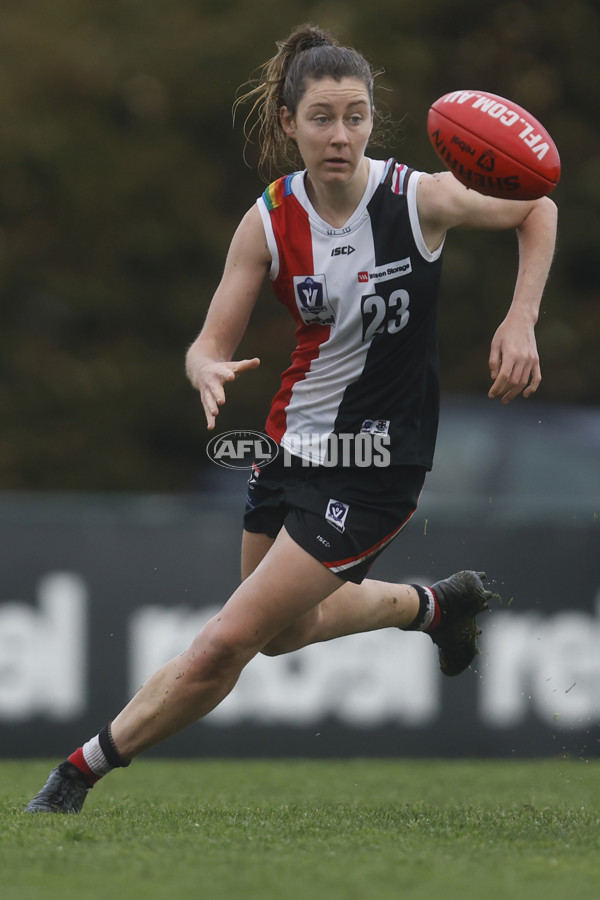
[243, 454, 427, 584]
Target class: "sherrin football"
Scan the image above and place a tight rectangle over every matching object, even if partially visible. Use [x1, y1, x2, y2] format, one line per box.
[427, 90, 560, 200]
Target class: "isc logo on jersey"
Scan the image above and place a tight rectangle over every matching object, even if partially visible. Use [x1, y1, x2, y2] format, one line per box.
[293, 275, 336, 326]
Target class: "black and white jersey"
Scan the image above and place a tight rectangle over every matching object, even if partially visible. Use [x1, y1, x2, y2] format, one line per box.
[257, 159, 444, 468]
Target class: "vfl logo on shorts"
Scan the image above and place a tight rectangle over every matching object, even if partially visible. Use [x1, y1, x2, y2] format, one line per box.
[325, 498, 349, 533]
[293, 275, 336, 326]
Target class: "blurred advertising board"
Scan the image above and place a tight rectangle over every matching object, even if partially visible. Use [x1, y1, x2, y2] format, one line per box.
[1, 490, 599, 759]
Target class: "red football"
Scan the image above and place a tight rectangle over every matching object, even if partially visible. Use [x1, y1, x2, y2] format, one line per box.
[427, 90, 560, 200]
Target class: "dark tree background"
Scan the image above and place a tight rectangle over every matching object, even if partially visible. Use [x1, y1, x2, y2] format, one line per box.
[0, 0, 597, 489]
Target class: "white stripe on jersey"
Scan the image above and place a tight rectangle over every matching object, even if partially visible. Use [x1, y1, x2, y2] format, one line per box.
[257, 197, 281, 281]
[266, 162, 384, 463]
[406, 173, 445, 263]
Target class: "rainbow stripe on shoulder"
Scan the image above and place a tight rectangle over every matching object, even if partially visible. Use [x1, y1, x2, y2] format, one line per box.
[262, 173, 297, 211]
[381, 158, 411, 196]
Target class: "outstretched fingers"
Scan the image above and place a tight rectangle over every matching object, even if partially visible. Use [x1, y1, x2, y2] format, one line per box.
[201, 358, 261, 430]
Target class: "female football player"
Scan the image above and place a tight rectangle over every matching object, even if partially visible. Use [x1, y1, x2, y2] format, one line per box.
[26, 23, 556, 812]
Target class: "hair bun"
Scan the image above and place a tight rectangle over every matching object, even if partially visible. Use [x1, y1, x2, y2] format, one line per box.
[304, 36, 330, 50]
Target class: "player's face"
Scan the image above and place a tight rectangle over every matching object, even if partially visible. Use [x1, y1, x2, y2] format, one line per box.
[281, 77, 374, 187]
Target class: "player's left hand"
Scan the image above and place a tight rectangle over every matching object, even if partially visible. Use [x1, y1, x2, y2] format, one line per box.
[488, 313, 541, 404]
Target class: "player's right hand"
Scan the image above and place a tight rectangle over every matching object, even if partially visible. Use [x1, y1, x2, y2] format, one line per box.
[189, 357, 261, 430]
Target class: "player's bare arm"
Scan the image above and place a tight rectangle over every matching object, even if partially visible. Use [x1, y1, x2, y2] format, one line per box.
[417, 171, 558, 404]
[185, 204, 271, 429]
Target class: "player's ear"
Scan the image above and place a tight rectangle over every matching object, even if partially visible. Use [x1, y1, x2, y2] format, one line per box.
[280, 106, 296, 139]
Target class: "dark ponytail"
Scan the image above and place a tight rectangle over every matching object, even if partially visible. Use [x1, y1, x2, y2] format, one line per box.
[234, 24, 378, 181]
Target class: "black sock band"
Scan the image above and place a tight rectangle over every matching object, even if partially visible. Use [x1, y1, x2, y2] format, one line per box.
[99, 723, 131, 768]
[405, 584, 438, 631]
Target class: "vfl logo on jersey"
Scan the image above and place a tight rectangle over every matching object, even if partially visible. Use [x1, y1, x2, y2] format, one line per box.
[325, 498, 349, 533]
[293, 275, 336, 326]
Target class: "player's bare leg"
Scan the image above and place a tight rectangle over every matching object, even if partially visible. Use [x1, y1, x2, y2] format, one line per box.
[109, 528, 341, 759]
[25, 528, 342, 813]
[242, 532, 493, 675]
[243, 530, 428, 654]
[242, 530, 421, 650]
[25, 529, 493, 813]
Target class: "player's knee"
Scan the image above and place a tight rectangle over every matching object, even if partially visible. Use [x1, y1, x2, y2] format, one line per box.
[186, 617, 257, 680]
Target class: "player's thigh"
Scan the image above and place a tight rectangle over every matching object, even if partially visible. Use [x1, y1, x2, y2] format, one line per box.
[219, 526, 341, 650]
[241, 528, 276, 580]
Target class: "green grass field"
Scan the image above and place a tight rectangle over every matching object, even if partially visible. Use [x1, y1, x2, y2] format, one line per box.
[2, 758, 599, 900]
